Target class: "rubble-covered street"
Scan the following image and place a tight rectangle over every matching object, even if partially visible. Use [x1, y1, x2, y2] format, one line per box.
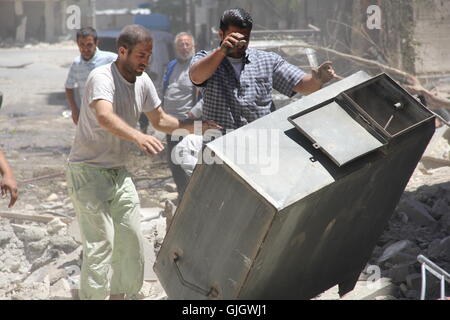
[1, 43, 449, 300]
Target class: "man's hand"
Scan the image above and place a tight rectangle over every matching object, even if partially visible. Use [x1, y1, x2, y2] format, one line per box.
[134, 132, 164, 155]
[1, 174, 18, 208]
[220, 32, 247, 55]
[201, 120, 222, 134]
[72, 109, 79, 125]
[312, 61, 337, 86]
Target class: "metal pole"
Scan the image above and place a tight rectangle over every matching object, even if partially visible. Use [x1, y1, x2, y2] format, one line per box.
[421, 263, 427, 300]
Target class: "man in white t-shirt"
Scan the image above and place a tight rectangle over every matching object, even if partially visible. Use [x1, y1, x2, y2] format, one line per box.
[66, 25, 219, 300]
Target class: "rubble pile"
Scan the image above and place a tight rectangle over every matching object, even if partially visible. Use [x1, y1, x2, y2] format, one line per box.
[1, 128, 449, 300]
[0, 216, 81, 300]
[361, 127, 450, 300]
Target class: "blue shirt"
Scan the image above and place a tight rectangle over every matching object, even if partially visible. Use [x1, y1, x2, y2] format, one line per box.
[191, 48, 305, 130]
[65, 48, 117, 108]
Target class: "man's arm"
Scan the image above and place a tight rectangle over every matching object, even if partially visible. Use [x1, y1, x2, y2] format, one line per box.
[0, 151, 18, 208]
[145, 106, 221, 135]
[293, 61, 336, 95]
[65, 88, 79, 125]
[92, 99, 164, 155]
[189, 33, 245, 85]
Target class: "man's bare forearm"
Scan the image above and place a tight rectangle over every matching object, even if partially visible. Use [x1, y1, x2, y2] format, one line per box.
[147, 109, 192, 135]
[293, 74, 323, 95]
[65, 88, 79, 112]
[97, 111, 142, 143]
[0, 151, 14, 178]
[189, 48, 226, 85]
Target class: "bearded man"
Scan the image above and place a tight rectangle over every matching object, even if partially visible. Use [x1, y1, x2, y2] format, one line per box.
[66, 25, 218, 300]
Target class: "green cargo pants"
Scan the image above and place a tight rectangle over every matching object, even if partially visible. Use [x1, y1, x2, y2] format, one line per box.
[66, 163, 144, 300]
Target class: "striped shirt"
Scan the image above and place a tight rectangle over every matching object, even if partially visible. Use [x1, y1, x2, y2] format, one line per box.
[65, 48, 117, 108]
[191, 48, 305, 130]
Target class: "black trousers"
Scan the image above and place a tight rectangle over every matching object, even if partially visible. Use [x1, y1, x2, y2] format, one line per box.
[166, 134, 189, 199]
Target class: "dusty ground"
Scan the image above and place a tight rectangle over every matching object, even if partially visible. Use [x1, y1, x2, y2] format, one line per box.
[0, 42, 449, 300]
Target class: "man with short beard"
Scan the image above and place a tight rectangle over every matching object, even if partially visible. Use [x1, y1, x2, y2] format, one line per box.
[66, 25, 219, 300]
[190, 8, 337, 131]
[162, 32, 202, 200]
[65, 27, 117, 125]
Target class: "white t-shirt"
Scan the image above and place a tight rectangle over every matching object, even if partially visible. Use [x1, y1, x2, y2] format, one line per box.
[227, 56, 244, 80]
[69, 62, 161, 168]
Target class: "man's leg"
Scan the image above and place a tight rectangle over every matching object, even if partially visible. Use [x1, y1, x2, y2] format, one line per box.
[66, 163, 116, 300]
[109, 168, 144, 299]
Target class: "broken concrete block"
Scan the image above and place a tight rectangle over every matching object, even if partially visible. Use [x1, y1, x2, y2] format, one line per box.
[4, 257, 20, 273]
[377, 240, 415, 264]
[24, 264, 55, 285]
[160, 192, 178, 202]
[16, 226, 48, 243]
[427, 239, 442, 258]
[0, 276, 8, 290]
[405, 290, 419, 299]
[388, 262, 416, 284]
[438, 236, 450, 260]
[50, 236, 80, 254]
[26, 238, 49, 260]
[46, 193, 59, 202]
[30, 249, 60, 272]
[0, 231, 13, 246]
[406, 273, 422, 291]
[341, 278, 398, 300]
[67, 220, 82, 243]
[49, 278, 72, 300]
[47, 218, 66, 235]
[431, 199, 449, 220]
[399, 283, 408, 295]
[164, 183, 177, 193]
[398, 198, 437, 227]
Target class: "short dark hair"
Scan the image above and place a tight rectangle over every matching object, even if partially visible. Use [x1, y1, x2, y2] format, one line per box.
[220, 8, 253, 32]
[117, 25, 153, 53]
[76, 27, 97, 42]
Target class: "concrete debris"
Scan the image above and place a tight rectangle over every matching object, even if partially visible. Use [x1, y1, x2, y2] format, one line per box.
[377, 240, 415, 264]
[397, 198, 437, 227]
[14, 225, 48, 243]
[0, 231, 13, 246]
[430, 199, 449, 220]
[25, 238, 49, 261]
[67, 220, 82, 243]
[47, 218, 67, 235]
[405, 273, 422, 291]
[162, 200, 176, 233]
[49, 278, 72, 300]
[164, 183, 177, 193]
[340, 278, 398, 300]
[160, 192, 178, 203]
[30, 249, 60, 273]
[49, 236, 79, 254]
[46, 193, 59, 202]
[388, 262, 416, 284]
